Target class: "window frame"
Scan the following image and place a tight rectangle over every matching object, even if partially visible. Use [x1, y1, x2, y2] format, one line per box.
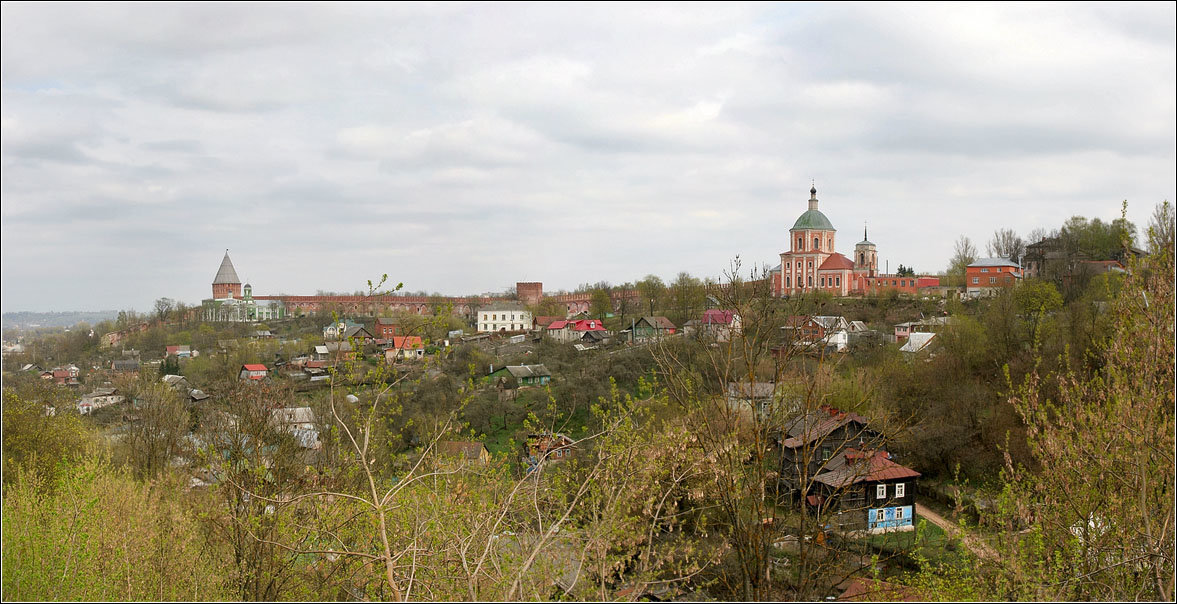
[876, 484, 887, 499]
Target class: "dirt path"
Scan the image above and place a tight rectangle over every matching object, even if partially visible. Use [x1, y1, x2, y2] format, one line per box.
[915, 503, 998, 560]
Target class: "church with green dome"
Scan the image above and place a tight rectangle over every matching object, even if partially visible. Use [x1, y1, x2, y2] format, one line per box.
[770, 186, 911, 297]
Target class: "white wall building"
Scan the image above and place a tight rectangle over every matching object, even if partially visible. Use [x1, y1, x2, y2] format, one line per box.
[478, 304, 532, 333]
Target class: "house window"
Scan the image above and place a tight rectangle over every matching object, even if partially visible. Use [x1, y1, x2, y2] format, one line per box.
[981, 268, 989, 273]
[989, 277, 997, 284]
[877, 484, 887, 499]
[895, 483, 905, 498]
[876, 509, 885, 522]
[896, 507, 905, 520]
[821, 447, 831, 460]
[972, 277, 979, 284]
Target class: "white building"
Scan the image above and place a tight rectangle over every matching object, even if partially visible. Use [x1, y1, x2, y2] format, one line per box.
[478, 304, 532, 333]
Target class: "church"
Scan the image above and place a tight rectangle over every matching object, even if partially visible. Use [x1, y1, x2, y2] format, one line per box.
[770, 186, 925, 297]
[201, 251, 286, 322]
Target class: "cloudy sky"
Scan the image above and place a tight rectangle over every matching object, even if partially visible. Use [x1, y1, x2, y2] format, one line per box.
[3, 2, 1174, 312]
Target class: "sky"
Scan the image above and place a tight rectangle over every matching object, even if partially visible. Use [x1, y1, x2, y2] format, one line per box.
[2, 2, 1174, 313]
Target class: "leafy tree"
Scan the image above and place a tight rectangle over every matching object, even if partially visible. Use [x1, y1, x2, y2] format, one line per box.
[636, 274, 667, 315]
[1147, 200, 1174, 255]
[996, 217, 1174, 600]
[2, 384, 94, 484]
[1, 457, 231, 601]
[590, 288, 613, 318]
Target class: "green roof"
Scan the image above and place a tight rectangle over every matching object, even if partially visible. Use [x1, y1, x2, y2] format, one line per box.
[790, 209, 835, 231]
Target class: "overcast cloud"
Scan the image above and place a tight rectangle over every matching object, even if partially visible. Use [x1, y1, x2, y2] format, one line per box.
[2, 2, 1174, 312]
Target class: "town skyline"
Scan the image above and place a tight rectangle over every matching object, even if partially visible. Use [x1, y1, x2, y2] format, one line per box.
[3, 3, 1174, 312]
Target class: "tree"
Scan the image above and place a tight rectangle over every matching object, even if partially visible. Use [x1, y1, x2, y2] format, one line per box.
[116, 373, 190, 480]
[990, 223, 1174, 600]
[668, 272, 706, 325]
[590, 288, 613, 318]
[153, 297, 176, 323]
[1147, 200, 1174, 255]
[986, 228, 1025, 264]
[946, 236, 978, 286]
[636, 274, 667, 315]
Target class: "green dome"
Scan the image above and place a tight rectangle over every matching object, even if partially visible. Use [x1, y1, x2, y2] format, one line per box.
[790, 209, 835, 231]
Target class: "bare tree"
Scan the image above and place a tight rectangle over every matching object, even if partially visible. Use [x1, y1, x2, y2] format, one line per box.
[946, 235, 979, 286]
[986, 228, 1025, 263]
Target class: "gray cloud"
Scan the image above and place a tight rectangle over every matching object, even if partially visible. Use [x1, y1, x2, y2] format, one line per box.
[2, 3, 1173, 312]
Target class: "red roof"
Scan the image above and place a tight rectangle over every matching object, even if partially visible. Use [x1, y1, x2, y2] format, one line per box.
[818, 252, 855, 271]
[391, 336, 423, 349]
[242, 364, 267, 371]
[813, 450, 920, 488]
[570, 319, 605, 331]
[534, 316, 563, 328]
[702, 309, 736, 325]
[547, 320, 570, 330]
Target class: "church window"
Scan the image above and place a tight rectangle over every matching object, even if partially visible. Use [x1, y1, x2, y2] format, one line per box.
[808, 261, 813, 268]
[786, 276, 791, 287]
[820, 277, 826, 287]
[813, 237, 819, 249]
[797, 237, 802, 250]
[860, 252, 864, 264]
[836, 276, 841, 286]
[807, 276, 812, 287]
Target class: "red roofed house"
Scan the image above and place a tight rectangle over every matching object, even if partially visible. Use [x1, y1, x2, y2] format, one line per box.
[384, 336, 425, 362]
[811, 449, 921, 533]
[546, 318, 606, 343]
[239, 364, 268, 381]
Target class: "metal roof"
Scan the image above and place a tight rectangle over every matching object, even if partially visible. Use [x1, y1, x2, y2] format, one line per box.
[790, 209, 836, 232]
[967, 257, 1021, 268]
[213, 252, 241, 284]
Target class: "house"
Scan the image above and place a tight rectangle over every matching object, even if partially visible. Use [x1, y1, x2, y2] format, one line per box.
[111, 359, 140, 373]
[810, 449, 920, 533]
[270, 407, 321, 449]
[78, 387, 125, 415]
[966, 257, 1022, 297]
[487, 364, 552, 387]
[630, 316, 676, 342]
[686, 309, 742, 342]
[783, 315, 851, 352]
[165, 345, 193, 358]
[899, 332, 937, 356]
[546, 318, 607, 343]
[323, 341, 357, 360]
[384, 336, 425, 362]
[777, 407, 883, 495]
[725, 382, 788, 421]
[373, 317, 398, 339]
[342, 325, 375, 344]
[477, 303, 532, 333]
[161, 374, 191, 392]
[239, 364, 268, 381]
[893, 316, 951, 342]
[526, 432, 575, 467]
[436, 441, 491, 465]
[532, 316, 564, 330]
[323, 320, 364, 339]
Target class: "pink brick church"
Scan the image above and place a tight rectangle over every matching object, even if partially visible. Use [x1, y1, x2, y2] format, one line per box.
[770, 186, 934, 297]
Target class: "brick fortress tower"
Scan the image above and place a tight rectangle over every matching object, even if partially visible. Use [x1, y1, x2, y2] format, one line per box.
[212, 250, 242, 299]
